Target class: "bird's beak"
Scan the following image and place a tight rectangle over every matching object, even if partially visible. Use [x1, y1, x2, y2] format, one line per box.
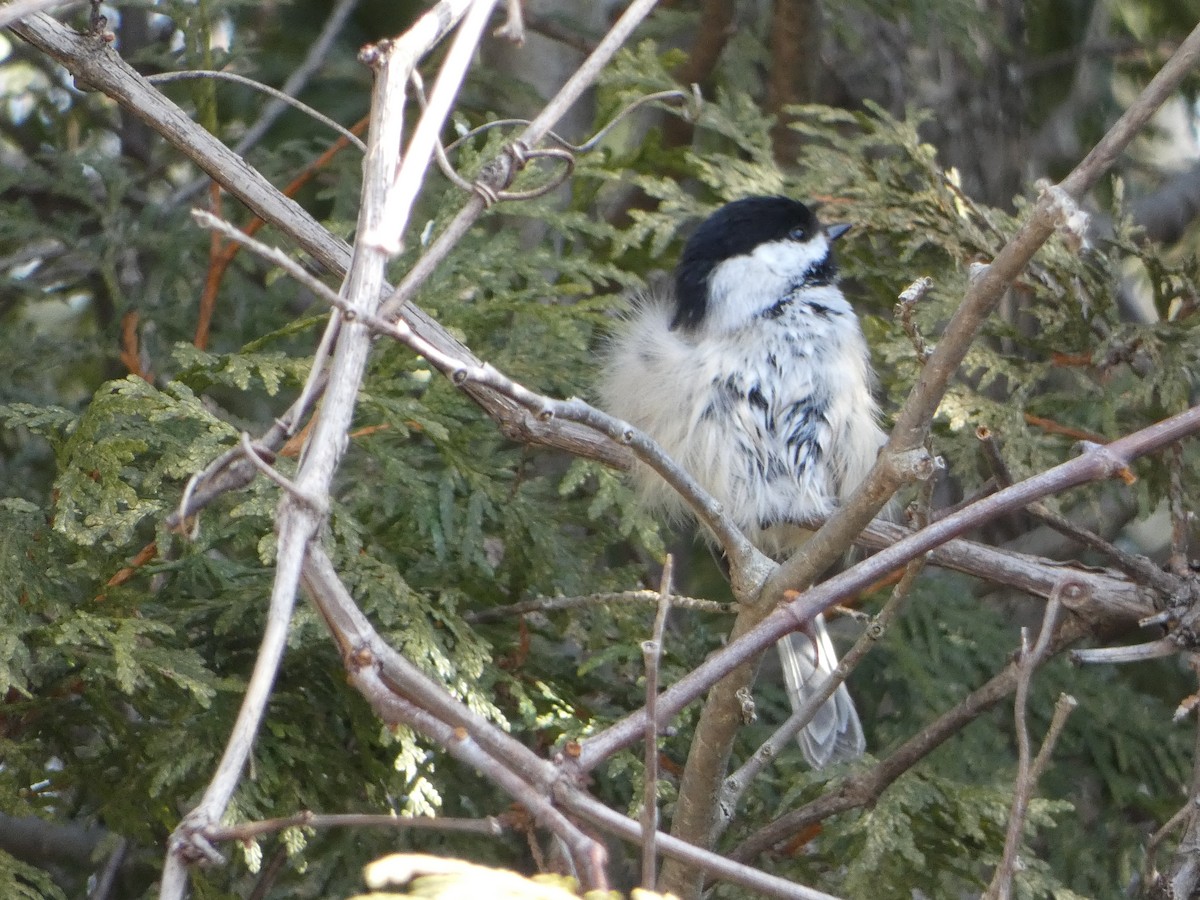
[826, 223, 851, 241]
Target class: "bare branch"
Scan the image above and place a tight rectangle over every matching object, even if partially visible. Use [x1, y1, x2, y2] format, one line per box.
[1072, 637, 1177, 665]
[1144, 799, 1196, 891]
[203, 811, 504, 842]
[365, 0, 499, 254]
[1162, 660, 1200, 898]
[90, 837, 128, 900]
[464, 590, 730, 624]
[730, 613, 1098, 863]
[986, 587, 1075, 900]
[559, 791, 845, 900]
[976, 425, 1179, 595]
[353, 664, 609, 889]
[853, 519, 1152, 621]
[234, 0, 360, 155]
[895, 276, 934, 364]
[10, 12, 633, 483]
[148, 69, 366, 150]
[640, 556, 674, 890]
[161, 1, 495, 892]
[493, 0, 524, 44]
[718, 555, 926, 821]
[0, 0, 78, 29]
[1169, 443, 1191, 576]
[578, 403, 1200, 773]
[301, 546, 834, 899]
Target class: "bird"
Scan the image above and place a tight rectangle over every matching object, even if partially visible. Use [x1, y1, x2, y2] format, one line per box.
[597, 195, 886, 767]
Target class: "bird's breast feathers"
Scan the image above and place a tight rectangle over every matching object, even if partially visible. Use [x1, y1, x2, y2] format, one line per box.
[599, 290, 884, 548]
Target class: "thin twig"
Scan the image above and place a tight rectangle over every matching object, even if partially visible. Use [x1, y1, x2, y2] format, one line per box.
[464, 590, 729, 624]
[719, 555, 926, 818]
[0, 0, 76, 29]
[729, 613, 1100, 864]
[986, 580, 1073, 900]
[88, 836, 127, 900]
[161, 508, 304, 891]
[1144, 799, 1196, 891]
[160, 3, 488, 895]
[976, 425, 1180, 596]
[579, 403, 1200, 773]
[148, 70, 366, 151]
[558, 790, 845, 900]
[365, 0, 499, 254]
[237, 431, 324, 510]
[640, 556, 673, 890]
[1071, 637, 1177, 664]
[1169, 442, 1191, 577]
[301, 545, 823, 900]
[190, 210, 343, 305]
[203, 811, 504, 841]
[894, 276, 934, 363]
[1163, 659, 1200, 897]
[246, 846, 288, 900]
[234, 0, 360, 155]
[190, 202, 759, 581]
[1030, 694, 1077, 781]
[493, 0, 525, 44]
[352, 664, 609, 890]
[524, 10, 596, 54]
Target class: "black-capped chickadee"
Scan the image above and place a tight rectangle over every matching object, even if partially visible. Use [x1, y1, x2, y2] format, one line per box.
[598, 196, 886, 767]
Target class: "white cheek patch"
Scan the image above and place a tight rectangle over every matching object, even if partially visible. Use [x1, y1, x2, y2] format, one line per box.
[751, 236, 831, 277]
[702, 236, 834, 334]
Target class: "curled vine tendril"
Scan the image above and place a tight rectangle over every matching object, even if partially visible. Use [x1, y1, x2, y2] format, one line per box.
[410, 74, 699, 206]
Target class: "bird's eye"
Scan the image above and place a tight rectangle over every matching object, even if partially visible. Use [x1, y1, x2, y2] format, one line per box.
[787, 225, 808, 241]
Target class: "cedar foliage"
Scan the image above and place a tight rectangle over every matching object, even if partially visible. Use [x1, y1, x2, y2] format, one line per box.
[1, 2, 1199, 898]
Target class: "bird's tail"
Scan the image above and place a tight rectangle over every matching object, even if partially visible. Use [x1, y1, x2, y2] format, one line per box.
[776, 614, 865, 768]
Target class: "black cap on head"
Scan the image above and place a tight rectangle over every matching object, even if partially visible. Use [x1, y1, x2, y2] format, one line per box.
[671, 196, 825, 331]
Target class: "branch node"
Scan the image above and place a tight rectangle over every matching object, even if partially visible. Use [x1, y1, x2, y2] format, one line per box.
[894, 276, 934, 363]
[1077, 440, 1137, 484]
[1071, 637, 1178, 665]
[686, 83, 704, 122]
[238, 432, 325, 513]
[888, 446, 938, 483]
[1036, 178, 1090, 250]
[358, 40, 389, 69]
[494, 0, 526, 45]
[348, 644, 375, 670]
[1058, 579, 1090, 607]
[734, 686, 757, 725]
[968, 260, 992, 285]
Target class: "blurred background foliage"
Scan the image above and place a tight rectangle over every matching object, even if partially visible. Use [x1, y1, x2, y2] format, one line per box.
[2, 1, 1200, 897]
